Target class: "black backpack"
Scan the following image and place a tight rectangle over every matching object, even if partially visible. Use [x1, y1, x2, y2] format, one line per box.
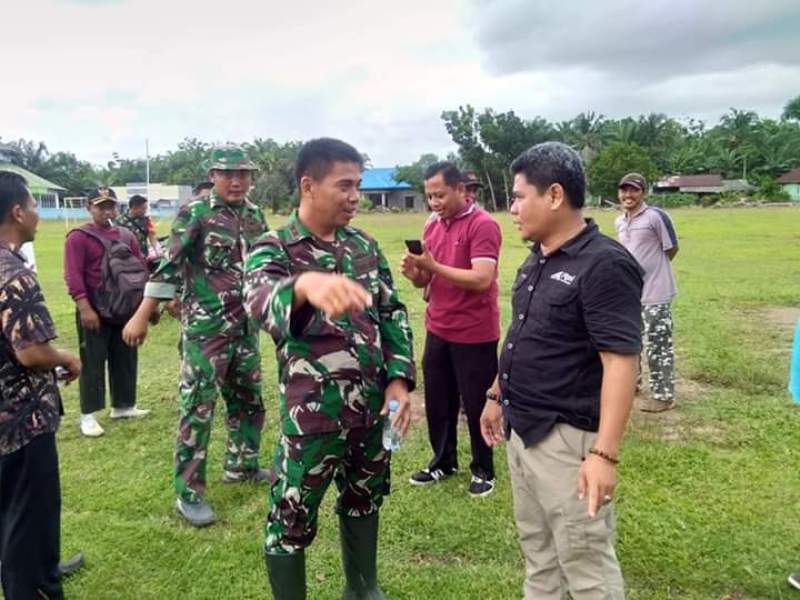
[72, 226, 148, 324]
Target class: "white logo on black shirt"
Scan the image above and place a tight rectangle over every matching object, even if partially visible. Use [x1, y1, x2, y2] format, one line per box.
[550, 271, 575, 286]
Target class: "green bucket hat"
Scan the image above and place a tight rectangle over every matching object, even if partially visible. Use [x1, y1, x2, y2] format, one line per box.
[206, 144, 258, 171]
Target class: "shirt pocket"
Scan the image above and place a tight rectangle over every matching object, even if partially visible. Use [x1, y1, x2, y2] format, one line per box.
[351, 254, 380, 296]
[202, 236, 236, 270]
[543, 285, 582, 332]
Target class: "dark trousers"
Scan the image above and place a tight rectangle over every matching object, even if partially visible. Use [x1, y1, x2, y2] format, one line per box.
[76, 312, 137, 414]
[423, 332, 498, 479]
[0, 433, 63, 600]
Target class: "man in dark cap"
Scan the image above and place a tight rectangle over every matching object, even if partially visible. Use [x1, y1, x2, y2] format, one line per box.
[64, 187, 150, 438]
[614, 172, 679, 412]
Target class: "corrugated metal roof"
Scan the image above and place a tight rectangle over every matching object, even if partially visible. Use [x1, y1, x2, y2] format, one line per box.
[359, 168, 412, 191]
[656, 174, 723, 188]
[777, 167, 800, 184]
[0, 163, 66, 193]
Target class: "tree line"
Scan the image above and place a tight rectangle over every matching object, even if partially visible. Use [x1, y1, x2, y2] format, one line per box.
[398, 95, 800, 208]
[2, 94, 799, 211]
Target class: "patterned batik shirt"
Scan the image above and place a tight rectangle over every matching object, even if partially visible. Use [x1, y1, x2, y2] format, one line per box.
[116, 213, 151, 255]
[0, 242, 62, 456]
[244, 211, 416, 436]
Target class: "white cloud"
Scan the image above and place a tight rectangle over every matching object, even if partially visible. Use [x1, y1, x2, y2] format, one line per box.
[1, 0, 798, 170]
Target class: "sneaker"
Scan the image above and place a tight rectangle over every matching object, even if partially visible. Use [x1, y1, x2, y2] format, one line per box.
[175, 497, 215, 527]
[789, 572, 800, 590]
[79, 414, 104, 437]
[468, 475, 496, 498]
[408, 467, 456, 486]
[638, 397, 676, 413]
[109, 406, 151, 419]
[222, 467, 272, 484]
[58, 553, 84, 579]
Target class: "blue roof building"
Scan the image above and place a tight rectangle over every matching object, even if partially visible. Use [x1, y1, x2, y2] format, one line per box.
[359, 168, 425, 211]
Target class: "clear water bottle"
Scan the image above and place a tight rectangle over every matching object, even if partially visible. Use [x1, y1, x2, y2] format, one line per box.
[382, 399, 401, 451]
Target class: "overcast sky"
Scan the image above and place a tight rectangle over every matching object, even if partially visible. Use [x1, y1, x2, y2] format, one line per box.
[2, 0, 799, 167]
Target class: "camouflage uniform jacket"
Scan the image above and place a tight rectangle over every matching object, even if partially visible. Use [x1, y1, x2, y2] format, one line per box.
[116, 213, 151, 255]
[145, 192, 269, 339]
[244, 212, 416, 436]
[0, 242, 63, 456]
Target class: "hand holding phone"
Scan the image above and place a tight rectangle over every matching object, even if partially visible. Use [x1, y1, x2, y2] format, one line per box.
[404, 240, 423, 255]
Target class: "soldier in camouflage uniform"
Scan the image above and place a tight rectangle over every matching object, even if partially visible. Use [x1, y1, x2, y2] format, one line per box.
[244, 138, 415, 600]
[122, 145, 270, 527]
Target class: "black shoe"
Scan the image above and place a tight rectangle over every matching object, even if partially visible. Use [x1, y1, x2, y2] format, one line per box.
[468, 475, 495, 498]
[58, 553, 84, 579]
[789, 572, 800, 590]
[408, 467, 456, 486]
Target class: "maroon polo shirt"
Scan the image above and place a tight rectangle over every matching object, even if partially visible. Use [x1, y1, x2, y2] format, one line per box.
[423, 201, 501, 344]
[64, 223, 143, 302]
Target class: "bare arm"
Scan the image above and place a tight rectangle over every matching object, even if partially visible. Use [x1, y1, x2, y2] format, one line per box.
[16, 344, 80, 378]
[428, 259, 496, 292]
[577, 351, 637, 517]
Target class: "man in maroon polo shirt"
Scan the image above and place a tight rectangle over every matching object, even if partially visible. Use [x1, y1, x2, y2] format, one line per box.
[64, 188, 150, 438]
[401, 161, 501, 497]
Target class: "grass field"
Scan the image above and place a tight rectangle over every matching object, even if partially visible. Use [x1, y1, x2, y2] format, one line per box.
[24, 207, 800, 599]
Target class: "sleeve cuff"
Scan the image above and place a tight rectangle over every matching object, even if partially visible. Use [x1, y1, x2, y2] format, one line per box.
[144, 281, 177, 299]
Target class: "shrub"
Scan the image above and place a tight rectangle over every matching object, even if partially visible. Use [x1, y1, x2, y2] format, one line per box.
[648, 193, 697, 208]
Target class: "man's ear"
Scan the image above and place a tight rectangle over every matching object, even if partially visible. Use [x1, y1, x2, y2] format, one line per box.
[549, 183, 566, 211]
[299, 175, 315, 198]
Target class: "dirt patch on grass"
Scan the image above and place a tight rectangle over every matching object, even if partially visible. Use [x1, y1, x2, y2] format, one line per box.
[763, 306, 800, 330]
[629, 376, 722, 442]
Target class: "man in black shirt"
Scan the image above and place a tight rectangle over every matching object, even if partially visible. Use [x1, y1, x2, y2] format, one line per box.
[0, 171, 83, 599]
[480, 142, 642, 599]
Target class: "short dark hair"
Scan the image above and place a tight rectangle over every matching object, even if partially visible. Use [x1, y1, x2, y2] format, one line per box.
[510, 142, 586, 209]
[295, 138, 363, 188]
[0, 171, 31, 223]
[128, 194, 147, 208]
[423, 161, 462, 188]
[193, 181, 213, 195]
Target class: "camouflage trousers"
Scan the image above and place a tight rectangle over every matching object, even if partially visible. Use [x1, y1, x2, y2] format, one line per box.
[264, 422, 390, 555]
[640, 303, 675, 403]
[175, 333, 264, 503]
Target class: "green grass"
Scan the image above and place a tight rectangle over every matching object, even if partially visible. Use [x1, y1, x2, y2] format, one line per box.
[24, 207, 800, 599]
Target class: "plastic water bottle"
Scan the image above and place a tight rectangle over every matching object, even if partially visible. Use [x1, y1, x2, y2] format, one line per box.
[789, 320, 800, 404]
[382, 399, 401, 451]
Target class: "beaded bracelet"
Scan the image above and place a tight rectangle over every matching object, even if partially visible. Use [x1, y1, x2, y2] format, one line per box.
[588, 448, 619, 465]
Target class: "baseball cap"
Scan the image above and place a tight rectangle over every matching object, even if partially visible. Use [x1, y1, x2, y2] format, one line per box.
[88, 187, 118, 205]
[618, 173, 647, 191]
[462, 171, 483, 188]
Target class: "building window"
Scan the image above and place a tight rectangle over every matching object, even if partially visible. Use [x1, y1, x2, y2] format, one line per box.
[405, 196, 415, 210]
[368, 194, 382, 207]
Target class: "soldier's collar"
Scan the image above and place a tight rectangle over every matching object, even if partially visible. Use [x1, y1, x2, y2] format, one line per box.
[209, 192, 256, 211]
[286, 211, 355, 244]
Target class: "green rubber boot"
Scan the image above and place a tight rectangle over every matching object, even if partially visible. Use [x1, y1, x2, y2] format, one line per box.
[339, 513, 385, 600]
[265, 551, 306, 600]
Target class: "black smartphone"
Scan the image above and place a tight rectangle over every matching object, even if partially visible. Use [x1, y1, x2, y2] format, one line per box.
[404, 240, 423, 255]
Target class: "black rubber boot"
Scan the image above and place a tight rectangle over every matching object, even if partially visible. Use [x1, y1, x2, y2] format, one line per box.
[339, 513, 385, 600]
[265, 551, 306, 600]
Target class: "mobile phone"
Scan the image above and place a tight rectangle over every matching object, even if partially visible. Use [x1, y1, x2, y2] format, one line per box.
[404, 240, 423, 255]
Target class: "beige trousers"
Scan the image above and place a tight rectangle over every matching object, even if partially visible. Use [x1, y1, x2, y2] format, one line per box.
[506, 424, 625, 600]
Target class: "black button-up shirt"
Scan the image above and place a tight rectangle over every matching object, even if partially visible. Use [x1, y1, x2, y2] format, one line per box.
[498, 220, 643, 447]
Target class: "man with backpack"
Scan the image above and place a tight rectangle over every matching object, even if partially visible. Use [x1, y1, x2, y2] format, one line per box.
[64, 187, 151, 438]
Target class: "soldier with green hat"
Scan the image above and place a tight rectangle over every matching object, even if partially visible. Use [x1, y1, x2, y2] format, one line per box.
[123, 144, 270, 526]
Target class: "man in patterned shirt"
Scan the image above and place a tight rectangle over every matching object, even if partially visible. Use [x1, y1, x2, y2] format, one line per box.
[123, 145, 270, 527]
[244, 138, 415, 600]
[0, 171, 82, 599]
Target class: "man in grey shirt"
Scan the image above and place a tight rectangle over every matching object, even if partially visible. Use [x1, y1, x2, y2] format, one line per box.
[614, 173, 678, 412]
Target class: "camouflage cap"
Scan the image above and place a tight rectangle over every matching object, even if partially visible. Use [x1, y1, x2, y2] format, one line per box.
[206, 144, 258, 171]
